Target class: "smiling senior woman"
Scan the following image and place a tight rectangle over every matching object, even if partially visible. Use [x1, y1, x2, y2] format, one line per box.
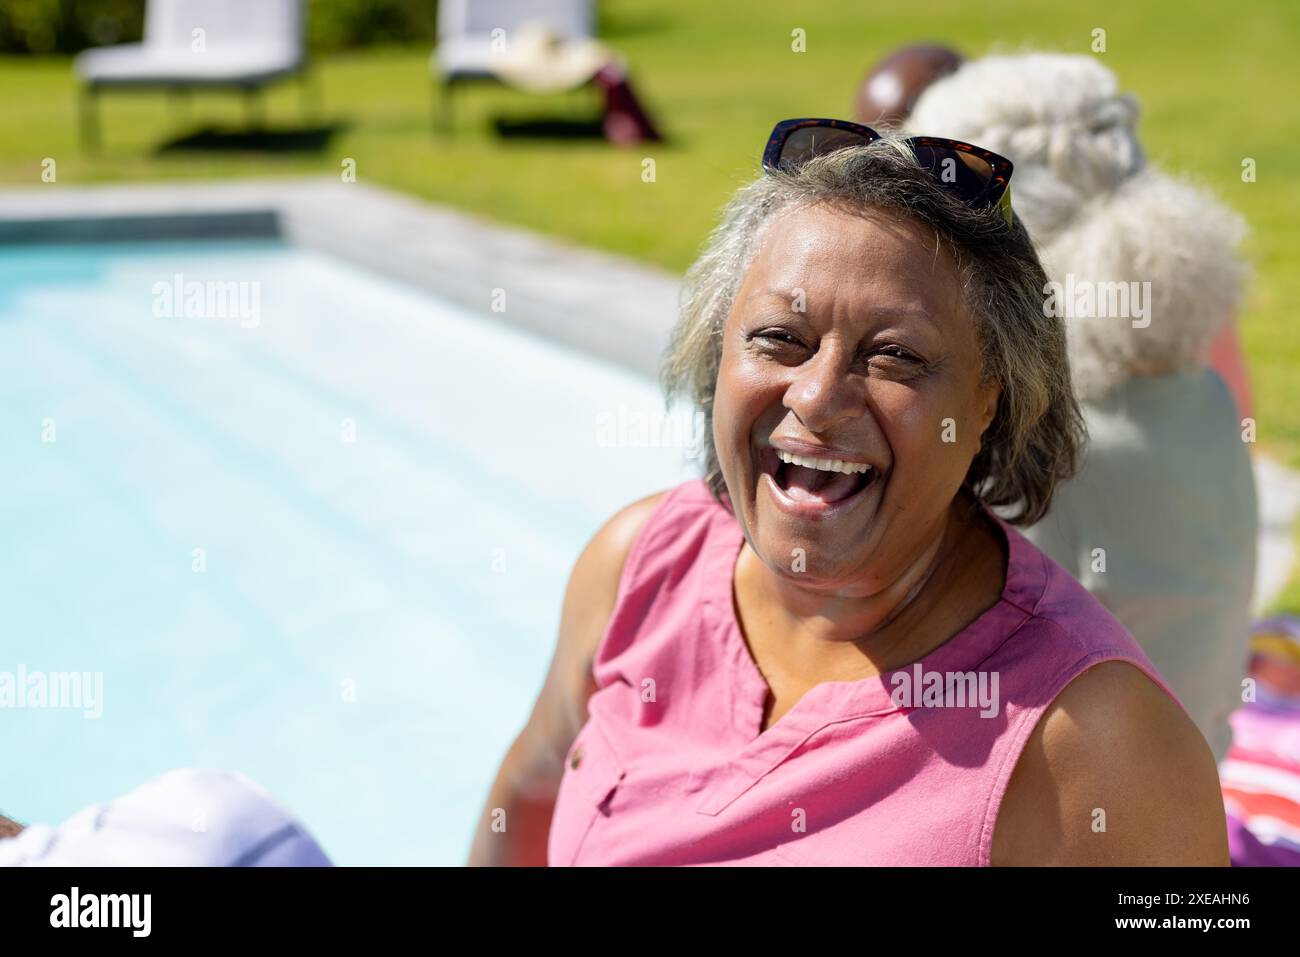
[468, 122, 1229, 867]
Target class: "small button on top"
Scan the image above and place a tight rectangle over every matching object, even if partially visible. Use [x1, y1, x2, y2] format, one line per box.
[570, 746, 584, 770]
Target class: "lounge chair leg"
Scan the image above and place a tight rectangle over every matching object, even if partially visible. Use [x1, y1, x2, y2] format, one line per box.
[436, 78, 454, 136]
[298, 69, 318, 122]
[244, 87, 264, 129]
[79, 85, 101, 153]
[169, 87, 192, 121]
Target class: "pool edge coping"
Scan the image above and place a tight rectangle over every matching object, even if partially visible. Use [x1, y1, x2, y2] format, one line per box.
[0, 177, 682, 380]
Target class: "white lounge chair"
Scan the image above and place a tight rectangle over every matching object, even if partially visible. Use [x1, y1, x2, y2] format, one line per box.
[430, 0, 596, 131]
[74, 0, 309, 150]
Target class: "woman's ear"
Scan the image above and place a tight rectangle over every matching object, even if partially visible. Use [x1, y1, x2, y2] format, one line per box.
[977, 376, 1001, 440]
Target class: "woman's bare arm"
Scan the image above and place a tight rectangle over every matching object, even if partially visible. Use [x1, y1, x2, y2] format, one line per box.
[991, 660, 1229, 866]
[0, 815, 21, 838]
[466, 490, 668, 866]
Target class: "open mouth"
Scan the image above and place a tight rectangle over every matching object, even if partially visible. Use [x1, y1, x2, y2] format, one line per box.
[758, 447, 879, 511]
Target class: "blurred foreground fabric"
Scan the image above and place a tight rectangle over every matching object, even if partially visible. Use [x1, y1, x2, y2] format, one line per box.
[0, 768, 332, 866]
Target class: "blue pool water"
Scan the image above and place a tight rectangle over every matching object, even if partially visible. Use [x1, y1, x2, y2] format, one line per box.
[0, 239, 697, 864]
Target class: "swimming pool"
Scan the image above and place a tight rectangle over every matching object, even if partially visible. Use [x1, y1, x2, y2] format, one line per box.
[0, 239, 698, 864]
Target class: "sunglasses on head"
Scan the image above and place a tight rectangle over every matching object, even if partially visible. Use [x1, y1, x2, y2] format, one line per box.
[762, 117, 1015, 226]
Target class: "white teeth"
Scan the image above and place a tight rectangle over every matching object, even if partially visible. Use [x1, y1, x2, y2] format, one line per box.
[776, 450, 872, 474]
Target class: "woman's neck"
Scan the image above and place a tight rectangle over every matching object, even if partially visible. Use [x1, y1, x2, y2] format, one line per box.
[734, 491, 1003, 680]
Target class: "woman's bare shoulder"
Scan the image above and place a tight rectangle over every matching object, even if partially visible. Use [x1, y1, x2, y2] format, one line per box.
[580, 490, 674, 585]
[991, 659, 1229, 866]
[560, 488, 674, 684]
[517, 489, 673, 769]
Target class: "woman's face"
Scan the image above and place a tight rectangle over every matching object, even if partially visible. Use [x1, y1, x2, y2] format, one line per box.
[714, 202, 1000, 594]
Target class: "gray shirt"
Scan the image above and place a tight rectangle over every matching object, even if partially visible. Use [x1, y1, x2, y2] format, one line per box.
[1015, 369, 1257, 763]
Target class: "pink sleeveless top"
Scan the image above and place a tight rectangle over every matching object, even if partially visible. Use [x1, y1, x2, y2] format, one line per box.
[547, 479, 1187, 866]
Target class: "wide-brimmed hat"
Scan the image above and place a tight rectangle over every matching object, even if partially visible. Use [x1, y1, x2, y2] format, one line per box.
[487, 20, 614, 93]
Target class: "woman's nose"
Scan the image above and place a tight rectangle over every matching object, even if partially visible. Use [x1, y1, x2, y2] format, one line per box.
[783, 349, 866, 434]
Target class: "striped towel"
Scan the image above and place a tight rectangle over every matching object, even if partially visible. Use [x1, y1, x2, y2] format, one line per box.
[1221, 617, 1300, 866]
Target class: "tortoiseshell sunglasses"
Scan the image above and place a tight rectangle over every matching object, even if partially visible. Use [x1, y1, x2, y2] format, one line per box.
[762, 117, 1015, 226]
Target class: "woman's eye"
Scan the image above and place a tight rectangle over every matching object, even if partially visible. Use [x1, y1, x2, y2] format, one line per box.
[873, 346, 921, 363]
[751, 330, 805, 349]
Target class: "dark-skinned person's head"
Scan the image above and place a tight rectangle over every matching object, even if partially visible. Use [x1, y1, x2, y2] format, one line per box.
[855, 43, 964, 128]
[662, 138, 1084, 595]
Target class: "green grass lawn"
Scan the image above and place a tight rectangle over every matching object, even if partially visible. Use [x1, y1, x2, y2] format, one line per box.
[2, 0, 1299, 609]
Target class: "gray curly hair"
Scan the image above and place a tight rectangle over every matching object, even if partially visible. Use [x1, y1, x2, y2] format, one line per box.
[660, 137, 1085, 526]
[908, 53, 1249, 399]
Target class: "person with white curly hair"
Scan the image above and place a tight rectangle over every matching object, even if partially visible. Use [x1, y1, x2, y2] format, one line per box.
[908, 52, 1259, 763]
